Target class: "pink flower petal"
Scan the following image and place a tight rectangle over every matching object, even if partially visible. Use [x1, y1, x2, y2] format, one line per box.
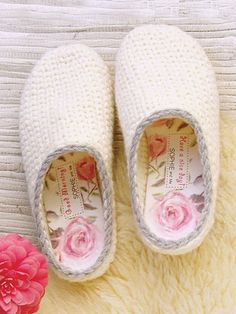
[12, 288, 35, 306]
[0, 233, 48, 314]
[30, 281, 44, 299]
[33, 269, 48, 286]
[16, 264, 36, 281]
[0, 299, 18, 314]
[59, 216, 97, 260]
[0, 250, 16, 266]
[0, 241, 12, 252]
[0, 255, 12, 271]
[21, 302, 39, 314]
[152, 191, 200, 239]
[76, 156, 96, 181]
[3, 294, 11, 305]
[17, 257, 40, 278]
[7, 246, 27, 264]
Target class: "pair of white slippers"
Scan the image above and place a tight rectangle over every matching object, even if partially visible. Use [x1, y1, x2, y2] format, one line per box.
[20, 25, 219, 281]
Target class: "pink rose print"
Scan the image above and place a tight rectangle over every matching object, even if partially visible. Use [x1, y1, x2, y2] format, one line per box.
[76, 156, 95, 181]
[0, 233, 48, 314]
[151, 191, 200, 240]
[59, 217, 97, 260]
[148, 134, 167, 159]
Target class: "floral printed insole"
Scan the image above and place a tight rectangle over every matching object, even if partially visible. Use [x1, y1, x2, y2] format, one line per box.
[42, 152, 104, 271]
[144, 118, 204, 240]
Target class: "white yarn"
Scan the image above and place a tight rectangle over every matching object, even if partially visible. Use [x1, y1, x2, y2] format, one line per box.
[115, 25, 219, 254]
[19, 44, 116, 281]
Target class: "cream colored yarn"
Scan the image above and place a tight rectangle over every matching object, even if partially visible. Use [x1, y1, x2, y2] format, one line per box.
[115, 25, 219, 254]
[19, 44, 116, 281]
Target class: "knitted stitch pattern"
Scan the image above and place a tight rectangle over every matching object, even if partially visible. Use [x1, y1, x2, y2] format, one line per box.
[115, 25, 219, 254]
[20, 44, 116, 281]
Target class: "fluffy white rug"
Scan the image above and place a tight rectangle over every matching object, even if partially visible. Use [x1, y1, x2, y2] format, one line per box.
[39, 113, 236, 314]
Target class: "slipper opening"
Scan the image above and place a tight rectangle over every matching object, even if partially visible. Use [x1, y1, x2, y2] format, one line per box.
[42, 152, 105, 272]
[137, 117, 205, 241]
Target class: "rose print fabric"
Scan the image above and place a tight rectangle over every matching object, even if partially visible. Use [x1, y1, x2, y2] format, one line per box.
[148, 191, 200, 240]
[76, 156, 95, 181]
[59, 217, 97, 259]
[148, 135, 167, 160]
[144, 118, 204, 240]
[42, 152, 104, 271]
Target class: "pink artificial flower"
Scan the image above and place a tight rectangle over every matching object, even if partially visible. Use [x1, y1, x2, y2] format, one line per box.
[148, 134, 167, 159]
[76, 156, 96, 181]
[0, 233, 48, 314]
[59, 217, 97, 260]
[152, 191, 200, 238]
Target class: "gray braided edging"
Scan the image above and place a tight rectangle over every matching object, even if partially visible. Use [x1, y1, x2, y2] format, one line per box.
[34, 145, 113, 280]
[129, 109, 213, 251]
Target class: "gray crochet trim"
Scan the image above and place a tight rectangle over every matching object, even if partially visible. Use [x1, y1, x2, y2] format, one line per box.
[34, 145, 113, 280]
[129, 109, 212, 250]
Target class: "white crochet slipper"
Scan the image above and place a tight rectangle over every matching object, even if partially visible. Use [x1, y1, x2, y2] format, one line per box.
[116, 25, 219, 254]
[20, 44, 115, 281]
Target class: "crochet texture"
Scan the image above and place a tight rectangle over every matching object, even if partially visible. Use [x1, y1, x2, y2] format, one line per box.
[20, 44, 116, 281]
[115, 25, 219, 254]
